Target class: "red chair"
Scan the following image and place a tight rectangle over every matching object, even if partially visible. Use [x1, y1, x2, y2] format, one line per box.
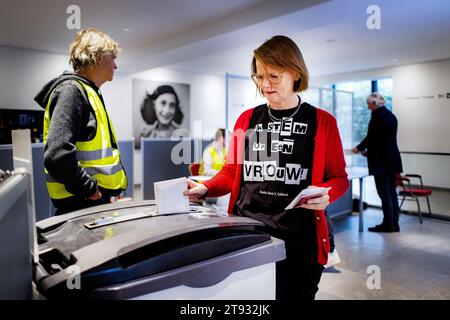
[188, 163, 200, 176]
[396, 173, 432, 224]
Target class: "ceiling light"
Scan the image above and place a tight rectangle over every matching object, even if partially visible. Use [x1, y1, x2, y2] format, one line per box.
[325, 39, 336, 43]
[124, 28, 130, 32]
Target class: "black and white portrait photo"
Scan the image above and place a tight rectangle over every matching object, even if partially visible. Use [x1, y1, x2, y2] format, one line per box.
[133, 79, 190, 148]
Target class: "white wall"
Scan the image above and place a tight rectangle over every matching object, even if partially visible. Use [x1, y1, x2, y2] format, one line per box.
[312, 59, 450, 188]
[401, 153, 450, 188]
[101, 68, 226, 140]
[4, 46, 447, 188]
[101, 68, 226, 185]
[0, 46, 226, 139]
[0, 46, 69, 110]
[0, 46, 226, 186]
[393, 60, 450, 154]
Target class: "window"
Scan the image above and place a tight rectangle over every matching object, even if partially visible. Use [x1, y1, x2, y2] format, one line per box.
[377, 77, 393, 110]
[301, 87, 319, 107]
[320, 88, 334, 115]
[335, 81, 372, 146]
[301, 87, 353, 151]
[334, 90, 353, 150]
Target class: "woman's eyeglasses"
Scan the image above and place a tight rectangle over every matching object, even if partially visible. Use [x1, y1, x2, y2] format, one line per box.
[251, 71, 285, 85]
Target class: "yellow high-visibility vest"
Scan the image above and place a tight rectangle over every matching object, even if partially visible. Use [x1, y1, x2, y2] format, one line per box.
[43, 80, 127, 200]
[199, 146, 226, 175]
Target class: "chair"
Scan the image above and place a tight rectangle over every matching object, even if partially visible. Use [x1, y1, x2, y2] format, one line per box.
[396, 173, 432, 224]
[188, 163, 201, 176]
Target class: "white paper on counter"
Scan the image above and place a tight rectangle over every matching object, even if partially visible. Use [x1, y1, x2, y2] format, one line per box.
[154, 177, 190, 215]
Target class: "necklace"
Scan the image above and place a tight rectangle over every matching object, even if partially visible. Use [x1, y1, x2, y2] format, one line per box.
[267, 96, 302, 123]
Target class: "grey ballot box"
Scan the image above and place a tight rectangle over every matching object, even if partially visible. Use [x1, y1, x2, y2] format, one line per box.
[0, 171, 32, 299]
[34, 201, 285, 300]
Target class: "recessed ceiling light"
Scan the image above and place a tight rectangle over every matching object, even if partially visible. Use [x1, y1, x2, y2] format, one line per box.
[392, 58, 398, 62]
[124, 28, 130, 32]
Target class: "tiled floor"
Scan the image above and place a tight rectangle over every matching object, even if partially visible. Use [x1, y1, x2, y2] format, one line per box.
[317, 208, 450, 300]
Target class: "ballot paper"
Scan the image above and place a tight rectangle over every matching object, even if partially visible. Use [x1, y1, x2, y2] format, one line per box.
[154, 177, 190, 215]
[285, 187, 331, 210]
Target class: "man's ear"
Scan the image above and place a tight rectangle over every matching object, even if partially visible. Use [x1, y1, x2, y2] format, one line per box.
[96, 53, 103, 64]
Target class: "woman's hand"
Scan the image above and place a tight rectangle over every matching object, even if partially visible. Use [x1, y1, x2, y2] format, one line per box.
[183, 179, 208, 203]
[296, 185, 330, 210]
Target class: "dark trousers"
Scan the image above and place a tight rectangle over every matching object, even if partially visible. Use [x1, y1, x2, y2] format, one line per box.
[275, 247, 324, 301]
[54, 196, 110, 215]
[265, 213, 324, 301]
[374, 174, 400, 227]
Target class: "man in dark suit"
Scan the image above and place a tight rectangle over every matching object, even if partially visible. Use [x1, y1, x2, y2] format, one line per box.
[352, 93, 403, 232]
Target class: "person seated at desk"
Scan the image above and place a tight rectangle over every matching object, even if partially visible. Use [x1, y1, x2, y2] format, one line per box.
[199, 128, 226, 176]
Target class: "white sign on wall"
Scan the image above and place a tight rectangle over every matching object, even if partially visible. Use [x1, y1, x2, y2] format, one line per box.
[393, 60, 450, 154]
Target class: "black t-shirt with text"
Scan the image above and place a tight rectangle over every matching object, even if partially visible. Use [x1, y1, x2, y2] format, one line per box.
[234, 100, 318, 234]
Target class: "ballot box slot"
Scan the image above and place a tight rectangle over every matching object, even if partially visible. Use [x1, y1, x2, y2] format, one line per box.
[118, 226, 268, 267]
[72, 227, 271, 291]
[38, 248, 73, 275]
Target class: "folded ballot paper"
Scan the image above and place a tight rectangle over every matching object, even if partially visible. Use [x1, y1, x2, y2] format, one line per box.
[285, 187, 331, 210]
[154, 177, 190, 215]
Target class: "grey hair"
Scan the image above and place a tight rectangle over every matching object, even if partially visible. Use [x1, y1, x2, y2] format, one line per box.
[367, 92, 385, 106]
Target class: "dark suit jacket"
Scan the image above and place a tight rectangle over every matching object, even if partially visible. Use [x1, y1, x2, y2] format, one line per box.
[357, 106, 403, 176]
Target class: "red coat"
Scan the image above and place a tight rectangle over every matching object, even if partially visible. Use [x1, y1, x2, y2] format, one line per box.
[203, 106, 349, 265]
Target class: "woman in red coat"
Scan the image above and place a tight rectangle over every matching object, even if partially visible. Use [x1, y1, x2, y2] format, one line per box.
[184, 35, 349, 301]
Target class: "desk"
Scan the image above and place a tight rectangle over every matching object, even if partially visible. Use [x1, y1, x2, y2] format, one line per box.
[191, 169, 370, 232]
[346, 166, 369, 232]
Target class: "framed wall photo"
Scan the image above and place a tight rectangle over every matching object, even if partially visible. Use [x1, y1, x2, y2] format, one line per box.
[133, 79, 190, 148]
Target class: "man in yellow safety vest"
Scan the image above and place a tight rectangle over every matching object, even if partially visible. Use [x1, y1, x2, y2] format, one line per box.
[34, 28, 127, 215]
